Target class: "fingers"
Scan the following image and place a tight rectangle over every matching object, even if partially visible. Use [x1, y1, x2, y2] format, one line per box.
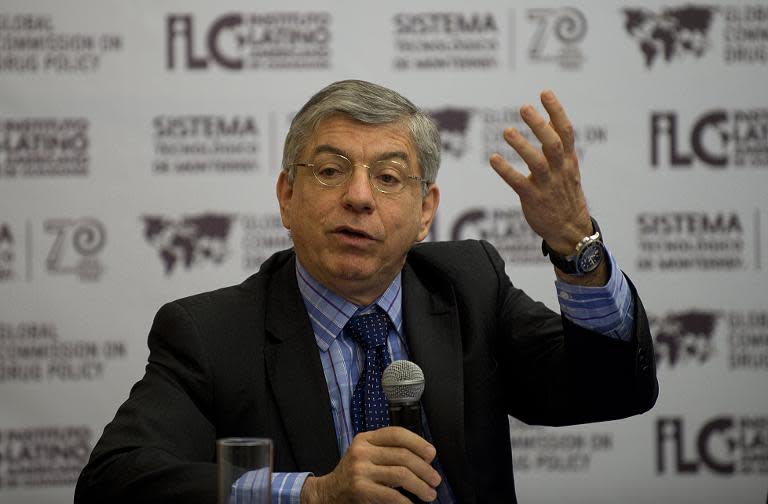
[367, 426, 436, 462]
[489, 153, 532, 198]
[369, 463, 439, 502]
[368, 445, 441, 487]
[491, 90, 574, 187]
[365, 427, 441, 490]
[485, 89, 590, 250]
[540, 89, 575, 155]
[519, 102, 565, 170]
[501, 125, 551, 181]
[345, 428, 441, 502]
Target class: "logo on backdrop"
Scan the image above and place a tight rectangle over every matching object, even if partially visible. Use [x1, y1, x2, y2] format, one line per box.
[650, 309, 768, 370]
[44, 218, 106, 281]
[0, 13, 123, 73]
[0, 426, 93, 488]
[728, 311, 768, 370]
[0, 223, 15, 281]
[0, 322, 127, 383]
[240, 213, 292, 271]
[650, 109, 768, 168]
[392, 12, 500, 71]
[166, 13, 332, 70]
[451, 207, 547, 266]
[428, 106, 607, 163]
[656, 416, 768, 474]
[152, 115, 261, 174]
[141, 213, 292, 274]
[722, 5, 768, 64]
[636, 211, 753, 271]
[527, 7, 587, 69]
[482, 108, 608, 164]
[141, 213, 234, 274]
[509, 418, 614, 473]
[621, 6, 717, 68]
[429, 108, 473, 158]
[0, 119, 90, 178]
[622, 5, 768, 67]
[650, 310, 720, 367]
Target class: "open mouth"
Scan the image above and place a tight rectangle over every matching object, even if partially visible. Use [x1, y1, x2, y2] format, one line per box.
[335, 226, 376, 241]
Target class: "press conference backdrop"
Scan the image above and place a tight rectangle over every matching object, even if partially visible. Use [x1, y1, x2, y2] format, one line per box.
[1, 1, 766, 502]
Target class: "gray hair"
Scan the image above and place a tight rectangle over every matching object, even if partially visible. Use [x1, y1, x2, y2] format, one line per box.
[281, 80, 441, 194]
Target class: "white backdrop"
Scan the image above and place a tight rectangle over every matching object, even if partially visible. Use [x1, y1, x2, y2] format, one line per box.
[1, 1, 767, 503]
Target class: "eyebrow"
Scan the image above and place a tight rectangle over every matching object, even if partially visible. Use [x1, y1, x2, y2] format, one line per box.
[312, 144, 411, 163]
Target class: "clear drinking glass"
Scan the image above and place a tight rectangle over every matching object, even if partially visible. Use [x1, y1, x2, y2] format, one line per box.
[216, 437, 272, 504]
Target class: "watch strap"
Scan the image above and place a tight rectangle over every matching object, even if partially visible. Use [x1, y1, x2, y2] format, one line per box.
[541, 217, 603, 275]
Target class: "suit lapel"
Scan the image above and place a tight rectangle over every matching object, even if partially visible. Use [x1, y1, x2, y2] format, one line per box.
[402, 261, 475, 503]
[264, 255, 339, 475]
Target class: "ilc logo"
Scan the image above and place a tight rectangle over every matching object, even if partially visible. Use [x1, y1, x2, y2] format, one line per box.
[165, 13, 332, 71]
[167, 14, 244, 70]
[650, 109, 768, 168]
[651, 111, 728, 167]
[656, 416, 768, 474]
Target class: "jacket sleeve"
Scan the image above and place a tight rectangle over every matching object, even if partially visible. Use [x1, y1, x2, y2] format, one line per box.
[480, 240, 659, 426]
[74, 301, 218, 504]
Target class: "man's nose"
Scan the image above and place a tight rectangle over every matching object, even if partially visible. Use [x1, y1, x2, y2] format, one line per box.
[341, 165, 376, 211]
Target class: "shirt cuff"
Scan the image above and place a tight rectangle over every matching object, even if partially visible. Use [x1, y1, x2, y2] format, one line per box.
[554, 249, 635, 342]
[230, 467, 272, 503]
[271, 472, 312, 504]
[231, 470, 311, 504]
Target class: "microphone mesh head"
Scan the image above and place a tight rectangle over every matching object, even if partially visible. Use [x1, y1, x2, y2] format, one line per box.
[382, 360, 425, 404]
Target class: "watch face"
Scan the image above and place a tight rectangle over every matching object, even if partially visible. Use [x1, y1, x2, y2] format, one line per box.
[577, 241, 604, 273]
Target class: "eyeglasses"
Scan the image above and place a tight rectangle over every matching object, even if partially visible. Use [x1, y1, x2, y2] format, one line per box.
[293, 153, 428, 195]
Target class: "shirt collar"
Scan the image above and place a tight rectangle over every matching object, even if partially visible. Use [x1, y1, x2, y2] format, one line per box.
[295, 259, 403, 352]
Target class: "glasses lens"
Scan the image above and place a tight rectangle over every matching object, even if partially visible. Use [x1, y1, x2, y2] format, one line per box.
[308, 154, 412, 194]
[312, 154, 351, 186]
[371, 161, 407, 193]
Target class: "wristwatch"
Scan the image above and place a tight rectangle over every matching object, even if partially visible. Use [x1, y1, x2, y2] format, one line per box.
[541, 217, 605, 276]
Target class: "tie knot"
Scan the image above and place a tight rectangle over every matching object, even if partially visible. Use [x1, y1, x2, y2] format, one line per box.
[346, 311, 390, 350]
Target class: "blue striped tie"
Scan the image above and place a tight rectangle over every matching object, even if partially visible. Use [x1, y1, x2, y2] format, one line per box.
[347, 311, 392, 434]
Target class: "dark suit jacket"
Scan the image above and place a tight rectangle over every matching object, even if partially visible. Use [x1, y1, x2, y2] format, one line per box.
[75, 240, 658, 503]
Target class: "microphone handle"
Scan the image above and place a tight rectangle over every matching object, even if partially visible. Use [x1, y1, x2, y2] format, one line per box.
[389, 402, 422, 437]
[389, 402, 425, 502]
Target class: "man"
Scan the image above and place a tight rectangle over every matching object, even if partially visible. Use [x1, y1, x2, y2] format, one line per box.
[75, 80, 658, 503]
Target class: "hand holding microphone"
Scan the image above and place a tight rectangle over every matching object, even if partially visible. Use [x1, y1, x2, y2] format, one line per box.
[383, 360, 431, 502]
[301, 360, 440, 504]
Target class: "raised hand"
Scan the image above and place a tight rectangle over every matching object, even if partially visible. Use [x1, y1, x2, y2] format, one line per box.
[489, 90, 593, 256]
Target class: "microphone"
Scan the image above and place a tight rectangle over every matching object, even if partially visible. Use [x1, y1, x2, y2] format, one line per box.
[382, 360, 425, 437]
[382, 360, 427, 502]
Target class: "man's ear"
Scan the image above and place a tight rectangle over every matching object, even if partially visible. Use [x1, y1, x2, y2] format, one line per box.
[417, 184, 440, 242]
[276, 171, 293, 230]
